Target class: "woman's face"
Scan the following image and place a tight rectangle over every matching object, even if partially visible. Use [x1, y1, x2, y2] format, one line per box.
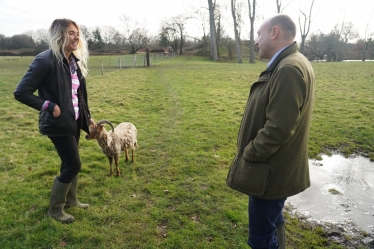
[64, 23, 79, 55]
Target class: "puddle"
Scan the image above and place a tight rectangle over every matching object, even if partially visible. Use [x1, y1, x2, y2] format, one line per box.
[287, 154, 374, 234]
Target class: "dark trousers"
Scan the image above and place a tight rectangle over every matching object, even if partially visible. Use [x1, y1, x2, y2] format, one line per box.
[48, 120, 81, 183]
[248, 196, 286, 249]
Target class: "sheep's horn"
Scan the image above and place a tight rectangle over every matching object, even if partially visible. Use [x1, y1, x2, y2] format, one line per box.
[96, 120, 114, 132]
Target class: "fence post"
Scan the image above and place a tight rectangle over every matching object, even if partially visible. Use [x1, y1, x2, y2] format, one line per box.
[134, 55, 137, 67]
[146, 48, 150, 66]
[119, 58, 121, 69]
[100, 60, 104, 76]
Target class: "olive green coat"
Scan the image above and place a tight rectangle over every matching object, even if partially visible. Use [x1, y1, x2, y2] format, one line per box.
[227, 42, 315, 199]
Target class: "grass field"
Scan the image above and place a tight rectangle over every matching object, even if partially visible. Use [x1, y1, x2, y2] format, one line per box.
[0, 55, 373, 248]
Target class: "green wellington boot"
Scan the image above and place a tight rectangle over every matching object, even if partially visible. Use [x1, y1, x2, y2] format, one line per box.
[47, 177, 75, 223]
[65, 175, 90, 208]
[275, 221, 286, 249]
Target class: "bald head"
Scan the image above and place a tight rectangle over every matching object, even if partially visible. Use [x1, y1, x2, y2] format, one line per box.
[255, 14, 296, 59]
[268, 14, 296, 41]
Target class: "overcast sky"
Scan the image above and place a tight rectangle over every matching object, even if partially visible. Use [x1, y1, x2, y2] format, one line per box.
[1, 0, 373, 42]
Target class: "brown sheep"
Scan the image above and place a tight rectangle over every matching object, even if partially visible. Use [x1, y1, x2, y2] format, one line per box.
[85, 120, 138, 176]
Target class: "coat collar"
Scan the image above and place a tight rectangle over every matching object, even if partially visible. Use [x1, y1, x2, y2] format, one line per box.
[263, 42, 299, 73]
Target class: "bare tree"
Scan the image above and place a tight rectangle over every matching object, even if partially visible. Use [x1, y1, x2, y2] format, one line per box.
[33, 29, 48, 49]
[208, 0, 218, 61]
[221, 36, 235, 60]
[80, 25, 91, 41]
[120, 15, 148, 54]
[101, 26, 121, 47]
[323, 25, 342, 61]
[298, 0, 314, 54]
[159, 22, 180, 52]
[335, 21, 359, 60]
[193, 7, 209, 56]
[168, 14, 191, 54]
[215, 10, 222, 58]
[231, 0, 242, 63]
[91, 27, 104, 49]
[305, 20, 359, 61]
[159, 15, 189, 53]
[339, 22, 359, 44]
[306, 32, 326, 61]
[8, 34, 35, 49]
[359, 14, 373, 61]
[275, 0, 292, 13]
[305, 25, 341, 61]
[248, 0, 256, 63]
[0, 34, 6, 50]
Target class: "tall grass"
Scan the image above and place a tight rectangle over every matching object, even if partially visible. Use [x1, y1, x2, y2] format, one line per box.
[0, 55, 372, 248]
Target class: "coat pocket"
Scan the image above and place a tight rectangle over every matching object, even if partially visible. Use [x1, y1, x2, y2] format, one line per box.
[38, 109, 74, 135]
[226, 152, 269, 196]
[39, 109, 58, 129]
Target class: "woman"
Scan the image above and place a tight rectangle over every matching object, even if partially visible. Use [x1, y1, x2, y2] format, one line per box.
[14, 18, 95, 223]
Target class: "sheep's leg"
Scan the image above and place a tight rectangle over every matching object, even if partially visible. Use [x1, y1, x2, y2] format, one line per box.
[125, 148, 129, 162]
[131, 149, 134, 163]
[114, 154, 121, 176]
[108, 156, 113, 176]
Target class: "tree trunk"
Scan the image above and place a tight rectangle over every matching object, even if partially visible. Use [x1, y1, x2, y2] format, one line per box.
[208, 0, 218, 61]
[276, 0, 281, 13]
[203, 34, 207, 56]
[362, 51, 366, 61]
[179, 34, 183, 54]
[298, 0, 314, 55]
[248, 0, 256, 63]
[231, 0, 242, 63]
[300, 35, 306, 54]
[361, 41, 369, 61]
[216, 13, 221, 58]
[276, 0, 292, 13]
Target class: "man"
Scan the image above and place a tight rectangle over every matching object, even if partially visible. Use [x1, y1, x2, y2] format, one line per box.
[226, 14, 315, 249]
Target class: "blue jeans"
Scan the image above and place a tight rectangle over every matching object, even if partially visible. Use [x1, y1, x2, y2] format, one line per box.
[248, 196, 286, 249]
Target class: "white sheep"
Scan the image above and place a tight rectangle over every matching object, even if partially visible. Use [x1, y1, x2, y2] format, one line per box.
[85, 120, 138, 176]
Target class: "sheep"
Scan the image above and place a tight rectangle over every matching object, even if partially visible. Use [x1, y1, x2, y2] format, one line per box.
[85, 120, 138, 176]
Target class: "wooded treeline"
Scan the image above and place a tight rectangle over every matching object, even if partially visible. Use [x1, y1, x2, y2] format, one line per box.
[209, 0, 374, 62]
[1, 0, 373, 61]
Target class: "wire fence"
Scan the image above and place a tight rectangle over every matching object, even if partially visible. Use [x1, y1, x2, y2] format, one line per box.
[0, 52, 178, 79]
[114, 52, 178, 68]
[87, 52, 177, 77]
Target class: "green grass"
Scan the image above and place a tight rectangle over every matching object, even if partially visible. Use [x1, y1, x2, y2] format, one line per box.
[310, 61, 374, 159]
[1, 55, 373, 248]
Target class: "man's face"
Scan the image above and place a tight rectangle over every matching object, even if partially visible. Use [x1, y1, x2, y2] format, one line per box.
[255, 21, 273, 60]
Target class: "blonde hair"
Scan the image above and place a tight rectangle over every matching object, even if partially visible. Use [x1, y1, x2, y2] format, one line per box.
[48, 18, 89, 77]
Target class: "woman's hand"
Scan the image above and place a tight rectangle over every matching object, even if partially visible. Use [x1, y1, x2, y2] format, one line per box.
[89, 118, 96, 127]
[53, 105, 61, 117]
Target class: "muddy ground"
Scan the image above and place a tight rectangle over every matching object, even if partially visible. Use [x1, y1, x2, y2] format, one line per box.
[285, 203, 374, 248]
